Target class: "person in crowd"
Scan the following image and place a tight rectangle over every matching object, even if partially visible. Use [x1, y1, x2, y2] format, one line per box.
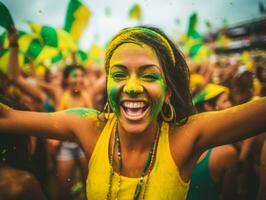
[187, 84, 238, 200]
[229, 65, 265, 199]
[7, 26, 62, 111]
[0, 95, 46, 200]
[55, 64, 92, 200]
[257, 138, 266, 200]
[256, 60, 266, 97]
[0, 26, 265, 200]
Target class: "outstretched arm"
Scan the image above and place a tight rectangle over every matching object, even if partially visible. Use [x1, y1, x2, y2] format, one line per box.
[0, 102, 100, 143]
[192, 97, 266, 152]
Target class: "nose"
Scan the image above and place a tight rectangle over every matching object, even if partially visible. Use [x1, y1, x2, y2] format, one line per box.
[123, 77, 144, 97]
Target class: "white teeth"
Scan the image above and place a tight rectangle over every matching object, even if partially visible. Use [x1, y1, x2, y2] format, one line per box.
[123, 101, 145, 108]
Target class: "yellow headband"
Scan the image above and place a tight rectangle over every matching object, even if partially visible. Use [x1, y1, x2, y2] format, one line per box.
[107, 27, 176, 65]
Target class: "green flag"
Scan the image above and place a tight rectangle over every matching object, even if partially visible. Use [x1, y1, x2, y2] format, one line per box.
[0, 2, 14, 30]
[64, 0, 91, 43]
[187, 12, 201, 39]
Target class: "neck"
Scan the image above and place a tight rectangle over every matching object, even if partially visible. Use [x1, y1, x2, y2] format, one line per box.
[117, 121, 159, 152]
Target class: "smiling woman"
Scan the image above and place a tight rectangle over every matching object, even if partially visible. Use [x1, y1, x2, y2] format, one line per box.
[0, 26, 266, 200]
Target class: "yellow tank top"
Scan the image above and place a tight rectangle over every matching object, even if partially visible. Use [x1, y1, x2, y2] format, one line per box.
[86, 115, 189, 199]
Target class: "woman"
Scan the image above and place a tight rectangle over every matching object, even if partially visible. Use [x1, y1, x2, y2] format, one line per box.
[55, 64, 92, 200]
[0, 95, 46, 200]
[1, 26, 266, 200]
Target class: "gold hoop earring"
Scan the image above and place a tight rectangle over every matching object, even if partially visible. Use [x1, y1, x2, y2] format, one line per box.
[103, 102, 111, 120]
[161, 102, 175, 122]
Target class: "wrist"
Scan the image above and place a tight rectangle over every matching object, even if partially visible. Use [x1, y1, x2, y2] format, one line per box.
[9, 42, 19, 48]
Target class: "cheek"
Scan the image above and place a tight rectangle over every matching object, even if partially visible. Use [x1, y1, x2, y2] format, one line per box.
[145, 83, 165, 101]
[144, 81, 166, 118]
[107, 79, 121, 115]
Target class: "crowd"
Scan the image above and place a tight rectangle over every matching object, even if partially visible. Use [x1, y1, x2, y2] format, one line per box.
[0, 24, 266, 200]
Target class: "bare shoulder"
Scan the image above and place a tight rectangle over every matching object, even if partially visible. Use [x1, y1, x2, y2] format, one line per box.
[169, 118, 201, 167]
[62, 107, 107, 157]
[213, 145, 238, 168]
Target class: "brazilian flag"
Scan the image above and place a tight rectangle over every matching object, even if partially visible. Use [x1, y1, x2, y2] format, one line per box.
[0, 30, 43, 63]
[186, 12, 212, 60]
[64, 0, 91, 43]
[29, 23, 77, 51]
[0, 30, 59, 66]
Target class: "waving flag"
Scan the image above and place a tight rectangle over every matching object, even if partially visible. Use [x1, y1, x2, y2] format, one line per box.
[128, 4, 142, 20]
[185, 12, 212, 60]
[187, 12, 202, 39]
[0, 2, 14, 30]
[29, 23, 77, 51]
[0, 30, 58, 66]
[64, 0, 91, 43]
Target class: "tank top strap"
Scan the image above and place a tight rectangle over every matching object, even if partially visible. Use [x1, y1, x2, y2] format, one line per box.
[156, 121, 190, 188]
[156, 121, 176, 166]
[197, 148, 213, 167]
[205, 148, 213, 160]
[88, 113, 116, 167]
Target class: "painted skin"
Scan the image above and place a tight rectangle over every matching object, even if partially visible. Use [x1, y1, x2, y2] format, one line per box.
[107, 43, 170, 135]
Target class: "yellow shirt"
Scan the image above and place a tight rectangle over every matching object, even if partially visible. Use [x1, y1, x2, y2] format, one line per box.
[86, 115, 189, 199]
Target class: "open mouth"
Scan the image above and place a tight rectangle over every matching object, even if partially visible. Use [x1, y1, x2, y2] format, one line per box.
[121, 101, 150, 120]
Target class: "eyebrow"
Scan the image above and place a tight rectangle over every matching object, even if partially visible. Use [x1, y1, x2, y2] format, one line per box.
[110, 64, 162, 72]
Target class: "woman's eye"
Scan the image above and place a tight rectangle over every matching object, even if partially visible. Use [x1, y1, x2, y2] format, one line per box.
[112, 73, 127, 80]
[142, 74, 159, 81]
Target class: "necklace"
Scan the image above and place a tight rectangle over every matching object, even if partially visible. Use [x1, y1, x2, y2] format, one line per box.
[106, 123, 160, 200]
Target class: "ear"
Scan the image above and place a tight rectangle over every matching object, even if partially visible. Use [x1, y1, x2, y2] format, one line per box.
[203, 102, 214, 111]
[165, 88, 172, 104]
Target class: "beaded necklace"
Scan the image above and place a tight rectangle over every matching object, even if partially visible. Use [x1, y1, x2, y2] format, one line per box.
[106, 123, 160, 200]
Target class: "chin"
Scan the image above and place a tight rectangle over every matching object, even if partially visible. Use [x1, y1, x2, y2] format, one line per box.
[119, 120, 150, 135]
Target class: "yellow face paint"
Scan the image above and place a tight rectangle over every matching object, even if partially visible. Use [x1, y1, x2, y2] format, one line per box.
[105, 27, 176, 72]
[107, 43, 167, 124]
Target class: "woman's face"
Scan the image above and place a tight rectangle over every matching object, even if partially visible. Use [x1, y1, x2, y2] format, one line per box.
[107, 43, 169, 134]
[67, 68, 85, 93]
[215, 93, 232, 110]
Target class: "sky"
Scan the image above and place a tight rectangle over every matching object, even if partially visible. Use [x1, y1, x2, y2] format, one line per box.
[1, 0, 265, 50]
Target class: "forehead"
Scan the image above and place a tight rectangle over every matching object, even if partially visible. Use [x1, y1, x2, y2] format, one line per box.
[109, 43, 161, 71]
[70, 68, 84, 76]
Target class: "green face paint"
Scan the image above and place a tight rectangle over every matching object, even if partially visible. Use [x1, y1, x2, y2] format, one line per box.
[148, 73, 166, 121]
[107, 69, 122, 117]
[70, 69, 78, 79]
[107, 65, 167, 121]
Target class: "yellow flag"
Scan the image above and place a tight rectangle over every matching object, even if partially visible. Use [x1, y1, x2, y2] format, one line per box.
[64, 0, 91, 43]
[128, 4, 142, 20]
